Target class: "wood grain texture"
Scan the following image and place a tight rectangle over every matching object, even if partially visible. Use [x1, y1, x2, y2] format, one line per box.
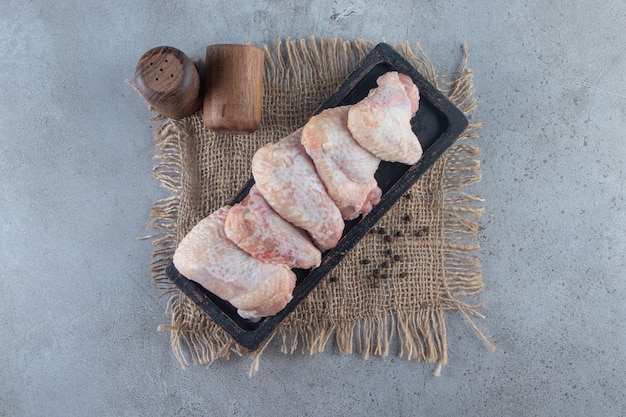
[134, 46, 201, 119]
[202, 44, 265, 134]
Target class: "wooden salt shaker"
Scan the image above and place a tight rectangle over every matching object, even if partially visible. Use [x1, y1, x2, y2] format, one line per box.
[202, 44, 265, 134]
[134, 46, 202, 119]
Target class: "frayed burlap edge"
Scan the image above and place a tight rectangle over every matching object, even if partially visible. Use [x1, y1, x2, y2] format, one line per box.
[146, 38, 493, 376]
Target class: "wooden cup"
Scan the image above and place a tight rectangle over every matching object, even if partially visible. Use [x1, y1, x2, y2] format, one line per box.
[202, 44, 265, 134]
[134, 46, 202, 119]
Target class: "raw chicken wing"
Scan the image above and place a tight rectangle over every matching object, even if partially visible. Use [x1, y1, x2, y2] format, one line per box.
[252, 129, 344, 251]
[225, 185, 322, 269]
[347, 71, 422, 165]
[302, 106, 382, 220]
[173, 206, 296, 320]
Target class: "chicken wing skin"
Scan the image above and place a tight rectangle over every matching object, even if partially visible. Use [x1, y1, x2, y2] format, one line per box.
[173, 206, 296, 320]
[302, 106, 382, 220]
[347, 71, 422, 165]
[225, 185, 322, 269]
[251, 128, 344, 251]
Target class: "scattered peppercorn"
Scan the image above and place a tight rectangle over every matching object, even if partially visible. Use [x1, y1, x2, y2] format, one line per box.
[360, 258, 370, 265]
[384, 235, 392, 243]
[386, 249, 393, 256]
[394, 231, 403, 237]
[402, 214, 412, 222]
[393, 254, 401, 262]
[378, 227, 386, 235]
[372, 269, 380, 278]
[380, 261, 389, 268]
[403, 192, 412, 200]
[399, 272, 408, 278]
[329, 276, 338, 283]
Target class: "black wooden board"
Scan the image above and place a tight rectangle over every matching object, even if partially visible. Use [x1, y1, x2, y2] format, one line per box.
[166, 43, 469, 350]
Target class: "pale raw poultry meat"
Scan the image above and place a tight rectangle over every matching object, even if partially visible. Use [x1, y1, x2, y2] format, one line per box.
[302, 106, 382, 220]
[173, 206, 296, 320]
[224, 184, 322, 269]
[252, 128, 344, 251]
[347, 71, 423, 165]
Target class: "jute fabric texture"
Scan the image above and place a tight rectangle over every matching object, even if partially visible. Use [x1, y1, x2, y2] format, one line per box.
[147, 38, 492, 375]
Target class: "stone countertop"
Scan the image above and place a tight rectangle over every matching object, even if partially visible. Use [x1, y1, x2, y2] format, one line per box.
[1, 1, 624, 416]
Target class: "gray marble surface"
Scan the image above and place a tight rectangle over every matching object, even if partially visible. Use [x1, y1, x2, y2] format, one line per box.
[1, 1, 624, 415]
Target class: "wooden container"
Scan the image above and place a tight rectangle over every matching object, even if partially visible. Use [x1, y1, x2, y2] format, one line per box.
[134, 46, 202, 119]
[202, 44, 265, 134]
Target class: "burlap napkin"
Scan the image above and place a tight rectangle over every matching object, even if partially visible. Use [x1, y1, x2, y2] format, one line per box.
[147, 38, 492, 375]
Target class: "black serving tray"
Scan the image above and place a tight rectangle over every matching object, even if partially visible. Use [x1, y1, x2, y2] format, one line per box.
[166, 43, 469, 350]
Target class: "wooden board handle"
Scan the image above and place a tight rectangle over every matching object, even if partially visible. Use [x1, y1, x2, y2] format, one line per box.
[202, 44, 265, 134]
[134, 46, 201, 119]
